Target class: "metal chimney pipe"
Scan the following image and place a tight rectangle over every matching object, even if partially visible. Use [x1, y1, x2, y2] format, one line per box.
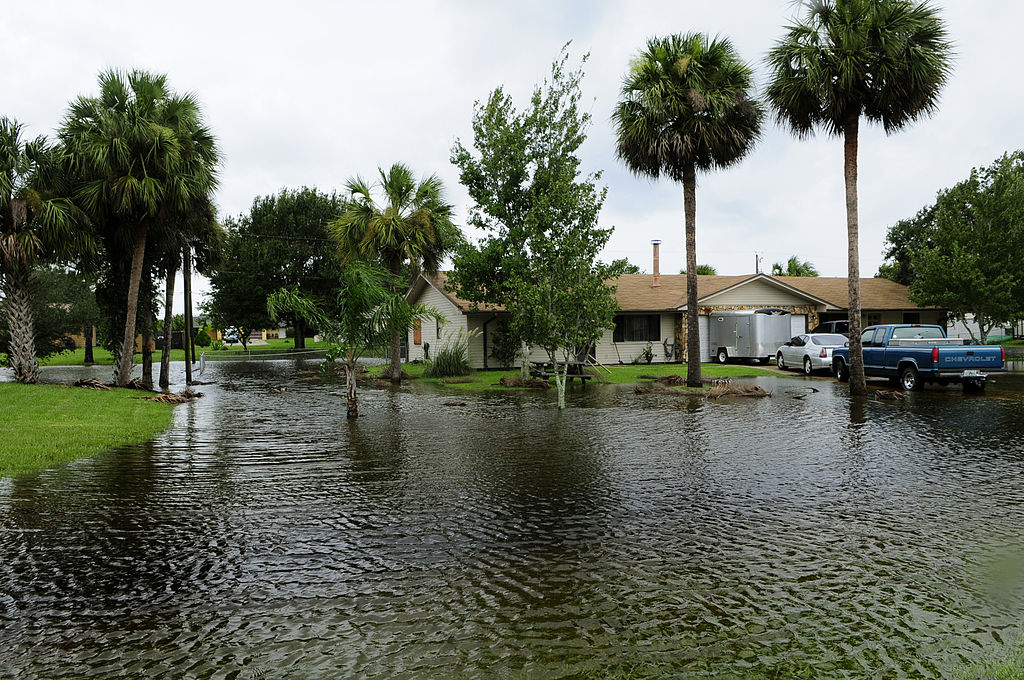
[651, 240, 661, 287]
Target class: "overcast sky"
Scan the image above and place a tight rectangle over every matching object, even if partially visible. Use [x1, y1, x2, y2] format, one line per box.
[4, 1, 1019, 306]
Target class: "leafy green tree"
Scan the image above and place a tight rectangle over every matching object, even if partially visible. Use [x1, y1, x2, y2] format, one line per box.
[206, 188, 345, 351]
[765, 0, 952, 395]
[268, 263, 441, 418]
[454, 49, 625, 408]
[0, 117, 88, 383]
[330, 164, 461, 382]
[61, 69, 219, 386]
[614, 33, 763, 387]
[908, 152, 1024, 343]
[680, 264, 718, 275]
[771, 255, 819, 277]
[877, 205, 935, 285]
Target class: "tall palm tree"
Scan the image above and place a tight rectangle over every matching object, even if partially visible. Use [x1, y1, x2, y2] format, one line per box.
[61, 69, 219, 386]
[330, 163, 459, 382]
[771, 255, 819, 277]
[0, 117, 87, 383]
[765, 0, 952, 395]
[613, 34, 763, 387]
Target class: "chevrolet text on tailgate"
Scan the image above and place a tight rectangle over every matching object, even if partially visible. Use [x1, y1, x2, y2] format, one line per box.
[831, 324, 1007, 392]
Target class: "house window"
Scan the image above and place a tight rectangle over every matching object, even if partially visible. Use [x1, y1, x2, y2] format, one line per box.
[413, 319, 422, 345]
[903, 312, 920, 324]
[613, 314, 660, 342]
[866, 312, 882, 327]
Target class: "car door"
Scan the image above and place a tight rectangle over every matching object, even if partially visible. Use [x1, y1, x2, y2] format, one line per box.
[783, 336, 802, 364]
[795, 335, 812, 364]
[861, 328, 886, 372]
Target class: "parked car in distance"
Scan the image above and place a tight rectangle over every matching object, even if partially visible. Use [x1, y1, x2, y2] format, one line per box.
[832, 324, 1006, 391]
[776, 333, 848, 375]
[223, 330, 239, 343]
[809, 320, 849, 336]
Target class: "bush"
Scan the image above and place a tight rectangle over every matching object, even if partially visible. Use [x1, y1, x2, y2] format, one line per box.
[210, 339, 225, 351]
[195, 329, 212, 347]
[424, 328, 476, 378]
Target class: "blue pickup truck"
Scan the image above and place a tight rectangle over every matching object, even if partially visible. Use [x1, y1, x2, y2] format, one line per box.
[832, 324, 1006, 391]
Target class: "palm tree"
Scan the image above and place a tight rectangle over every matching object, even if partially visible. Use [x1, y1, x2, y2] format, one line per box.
[61, 69, 219, 386]
[330, 163, 459, 382]
[613, 34, 763, 387]
[0, 117, 88, 383]
[771, 255, 819, 277]
[765, 0, 952, 395]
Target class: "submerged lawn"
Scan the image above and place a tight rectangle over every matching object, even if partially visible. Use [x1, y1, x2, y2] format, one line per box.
[0, 383, 175, 477]
[39, 337, 328, 366]
[373, 361, 780, 391]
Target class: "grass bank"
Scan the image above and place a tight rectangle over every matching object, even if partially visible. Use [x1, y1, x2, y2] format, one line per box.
[39, 337, 327, 366]
[370, 361, 779, 391]
[955, 641, 1024, 679]
[0, 383, 175, 477]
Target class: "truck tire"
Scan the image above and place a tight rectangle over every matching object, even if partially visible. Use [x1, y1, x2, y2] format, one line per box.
[717, 348, 728, 364]
[834, 358, 849, 382]
[803, 357, 813, 375]
[900, 366, 923, 392]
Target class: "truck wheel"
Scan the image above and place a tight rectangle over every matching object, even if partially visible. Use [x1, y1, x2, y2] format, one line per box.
[803, 357, 813, 375]
[776, 353, 786, 369]
[717, 349, 728, 364]
[900, 366, 922, 392]
[834, 358, 849, 383]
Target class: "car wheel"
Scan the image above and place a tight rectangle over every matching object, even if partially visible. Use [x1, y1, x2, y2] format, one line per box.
[834, 358, 849, 383]
[900, 366, 922, 392]
[717, 349, 728, 364]
[803, 357, 813, 376]
[776, 353, 786, 370]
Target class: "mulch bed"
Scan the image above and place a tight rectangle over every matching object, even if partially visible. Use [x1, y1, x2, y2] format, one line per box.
[499, 376, 551, 389]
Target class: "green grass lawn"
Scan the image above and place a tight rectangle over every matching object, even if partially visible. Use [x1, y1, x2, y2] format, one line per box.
[0, 383, 175, 477]
[39, 337, 328, 366]
[370, 360, 779, 391]
[955, 642, 1024, 680]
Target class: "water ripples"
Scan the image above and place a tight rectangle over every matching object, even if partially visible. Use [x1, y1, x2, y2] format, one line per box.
[2, 364, 1024, 678]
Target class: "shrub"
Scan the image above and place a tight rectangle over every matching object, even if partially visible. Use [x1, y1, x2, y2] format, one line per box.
[195, 329, 212, 347]
[424, 328, 476, 378]
[210, 339, 225, 351]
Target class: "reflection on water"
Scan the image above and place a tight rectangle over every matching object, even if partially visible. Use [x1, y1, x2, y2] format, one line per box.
[2, 363, 1024, 678]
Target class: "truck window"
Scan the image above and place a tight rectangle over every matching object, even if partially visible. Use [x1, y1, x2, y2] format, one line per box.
[871, 328, 888, 346]
[891, 326, 945, 340]
[861, 329, 875, 347]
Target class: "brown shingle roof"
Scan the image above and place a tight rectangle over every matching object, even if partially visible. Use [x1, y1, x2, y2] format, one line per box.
[775, 276, 929, 310]
[418, 272, 927, 313]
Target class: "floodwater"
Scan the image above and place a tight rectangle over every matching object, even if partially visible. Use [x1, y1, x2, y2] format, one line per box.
[2, 363, 1024, 679]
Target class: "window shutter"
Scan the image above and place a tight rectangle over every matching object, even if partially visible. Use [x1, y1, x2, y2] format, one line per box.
[413, 319, 422, 345]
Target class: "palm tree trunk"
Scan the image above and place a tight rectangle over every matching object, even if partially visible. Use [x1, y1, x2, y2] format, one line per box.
[843, 117, 866, 396]
[346, 349, 358, 418]
[683, 165, 702, 388]
[83, 324, 94, 364]
[159, 266, 175, 390]
[387, 256, 403, 383]
[115, 222, 148, 387]
[2, 264, 40, 384]
[141, 271, 154, 389]
[183, 247, 194, 385]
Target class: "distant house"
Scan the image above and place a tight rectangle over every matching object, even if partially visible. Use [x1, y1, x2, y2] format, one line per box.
[406, 270, 943, 369]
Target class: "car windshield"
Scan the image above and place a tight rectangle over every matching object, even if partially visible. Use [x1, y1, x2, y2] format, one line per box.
[891, 326, 945, 340]
[811, 334, 847, 345]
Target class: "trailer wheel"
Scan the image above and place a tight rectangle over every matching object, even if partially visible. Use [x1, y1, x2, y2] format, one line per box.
[716, 348, 728, 364]
[900, 366, 923, 392]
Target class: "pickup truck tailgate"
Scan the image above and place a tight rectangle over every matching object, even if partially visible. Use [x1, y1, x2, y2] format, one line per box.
[935, 346, 1004, 371]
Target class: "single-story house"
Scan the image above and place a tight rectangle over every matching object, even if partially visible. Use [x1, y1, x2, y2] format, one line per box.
[406, 271, 944, 369]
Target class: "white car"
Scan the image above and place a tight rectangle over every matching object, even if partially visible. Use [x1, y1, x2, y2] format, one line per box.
[776, 333, 848, 375]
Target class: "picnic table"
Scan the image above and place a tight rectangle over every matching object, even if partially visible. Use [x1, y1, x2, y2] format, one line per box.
[529, 360, 594, 386]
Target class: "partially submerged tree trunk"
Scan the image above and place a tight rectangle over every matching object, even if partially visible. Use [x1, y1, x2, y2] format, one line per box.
[140, 271, 154, 389]
[683, 165, 702, 388]
[551, 349, 569, 410]
[115, 222, 148, 387]
[183, 246, 194, 385]
[1, 264, 39, 384]
[159, 266, 175, 390]
[386, 255, 402, 382]
[345, 349, 358, 418]
[844, 117, 866, 396]
[294, 318, 307, 350]
[520, 340, 531, 379]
